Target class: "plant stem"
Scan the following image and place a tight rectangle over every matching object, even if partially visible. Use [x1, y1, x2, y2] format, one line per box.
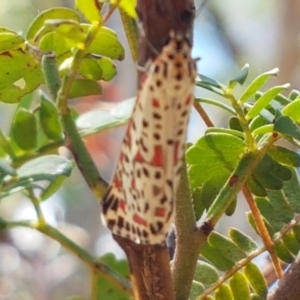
[193, 101, 215, 127]
[172, 160, 208, 300]
[41, 22, 109, 198]
[27, 189, 46, 226]
[119, 9, 139, 62]
[4, 219, 133, 295]
[226, 93, 256, 151]
[41, 52, 61, 100]
[242, 185, 283, 279]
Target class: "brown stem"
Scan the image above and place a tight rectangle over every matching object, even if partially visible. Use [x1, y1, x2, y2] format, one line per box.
[114, 235, 175, 300]
[137, 0, 195, 69]
[267, 253, 300, 300]
[242, 186, 283, 279]
[193, 101, 215, 127]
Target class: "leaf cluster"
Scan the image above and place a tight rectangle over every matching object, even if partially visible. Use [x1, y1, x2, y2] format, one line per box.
[185, 65, 300, 299]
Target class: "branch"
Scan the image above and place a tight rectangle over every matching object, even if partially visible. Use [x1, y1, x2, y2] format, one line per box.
[137, 0, 195, 68]
[4, 220, 132, 295]
[171, 160, 209, 299]
[268, 253, 300, 300]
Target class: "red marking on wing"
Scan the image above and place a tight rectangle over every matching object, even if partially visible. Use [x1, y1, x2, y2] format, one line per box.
[135, 150, 144, 163]
[174, 141, 179, 164]
[185, 95, 192, 105]
[120, 200, 126, 213]
[131, 179, 136, 189]
[151, 145, 163, 166]
[152, 98, 160, 108]
[155, 207, 166, 217]
[133, 213, 147, 226]
[113, 176, 122, 190]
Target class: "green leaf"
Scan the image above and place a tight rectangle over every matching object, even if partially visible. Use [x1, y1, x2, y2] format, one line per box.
[63, 55, 117, 81]
[288, 89, 300, 101]
[0, 30, 25, 53]
[11, 108, 37, 151]
[249, 115, 268, 132]
[229, 228, 258, 254]
[189, 281, 205, 300]
[69, 78, 102, 98]
[267, 146, 300, 167]
[274, 115, 300, 141]
[282, 168, 300, 213]
[201, 242, 235, 271]
[225, 197, 237, 216]
[41, 19, 86, 45]
[252, 124, 274, 136]
[187, 133, 245, 189]
[253, 154, 274, 175]
[268, 187, 293, 222]
[293, 224, 300, 242]
[39, 94, 63, 141]
[229, 116, 243, 132]
[194, 261, 219, 285]
[39, 32, 72, 64]
[247, 176, 267, 197]
[192, 187, 205, 220]
[254, 173, 283, 191]
[77, 97, 134, 135]
[76, 0, 102, 23]
[282, 99, 300, 122]
[274, 241, 294, 263]
[238, 68, 279, 104]
[17, 155, 72, 180]
[229, 272, 251, 300]
[196, 74, 225, 96]
[78, 57, 103, 80]
[243, 262, 268, 297]
[199, 175, 228, 210]
[198, 73, 224, 89]
[40, 175, 68, 200]
[270, 160, 293, 181]
[0, 158, 17, 179]
[27, 7, 81, 41]
[247, 212, 259, 235]
[255, 197, 285, 232]
[82, 24, 125, 60]
[206, 127, 244, 139]
[195, 98, 235, 114]
[0, 155, 73, 199]
[112, 0, 137, 18]
[282, 231, 300, 256]
[208, 232, 246, 262]
[215, 284, 233, 300]
[228, 64, 249, 88]
[97, 254, 130, 300]
[274, 93, 291, 106]
[0, 50, 43, 103]
[93, 55, 117, 81]
[245, 84, 290, 120]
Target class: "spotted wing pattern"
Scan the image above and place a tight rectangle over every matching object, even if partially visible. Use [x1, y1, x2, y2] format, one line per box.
[102, 31, 197, 244]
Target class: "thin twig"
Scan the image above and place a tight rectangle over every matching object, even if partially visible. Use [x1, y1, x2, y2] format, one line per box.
[242, 185, 283, 279]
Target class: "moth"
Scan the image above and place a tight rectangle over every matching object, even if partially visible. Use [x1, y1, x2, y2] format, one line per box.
[102, 31, 197, 244]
